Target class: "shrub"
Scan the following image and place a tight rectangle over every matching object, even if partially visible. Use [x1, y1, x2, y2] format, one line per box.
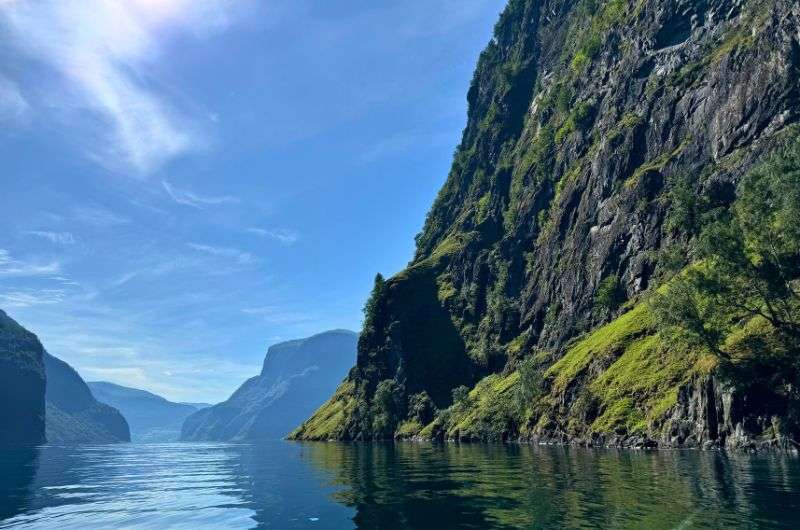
[595, 275, 625, 312]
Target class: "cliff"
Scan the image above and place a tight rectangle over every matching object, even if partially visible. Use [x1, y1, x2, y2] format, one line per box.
[292, 0, 800, 449]
[0, 310, 46, 445]
[181, 330, 357, 441]
[44, 353, 130, 444]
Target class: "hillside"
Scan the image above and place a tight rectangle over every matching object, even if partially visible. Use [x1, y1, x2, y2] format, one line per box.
[292, 0, 800, 449]
[0, 311, 46, 445]
[181, 330, 357, 441]
[45, 353, 130, 444]
[89, 382, 204, 443]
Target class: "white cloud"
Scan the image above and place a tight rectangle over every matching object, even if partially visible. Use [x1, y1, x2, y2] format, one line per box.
[0, 289, 66, 308]
[162, 180, 239, 208]
[0, 249, 60, 277]
[0, 0, 245, 174]
[72, 206, 130, 226]
[25, 230, 76, 245]
[187, 242, 255, 265]
[247, 227, 299, 245]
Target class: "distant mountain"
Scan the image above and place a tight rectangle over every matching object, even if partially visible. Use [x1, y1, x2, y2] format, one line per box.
[180, 402, 212, 410]
[0, 310, 46, 445]
[89, 382, 206, 442]
[44, 353, 130, 444]
[181, 330, 357, 441]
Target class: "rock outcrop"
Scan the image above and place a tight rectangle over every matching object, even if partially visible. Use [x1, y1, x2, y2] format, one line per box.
[292, 0, 800, 448]
[181, 330, 357, 441]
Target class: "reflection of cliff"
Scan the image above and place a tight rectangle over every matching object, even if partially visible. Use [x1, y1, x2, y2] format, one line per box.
[232, 442, 354, 528]
[300, 443, 800, 529]
[0, 447, 38, 521]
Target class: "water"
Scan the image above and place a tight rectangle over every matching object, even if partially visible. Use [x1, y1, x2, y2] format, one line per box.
[1, 442, 799, 529]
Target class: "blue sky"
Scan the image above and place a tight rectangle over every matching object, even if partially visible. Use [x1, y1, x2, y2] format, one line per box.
[0, 0, 505, 403]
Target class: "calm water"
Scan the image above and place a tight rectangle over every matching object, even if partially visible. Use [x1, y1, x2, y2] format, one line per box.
[0, 442, 799, 529]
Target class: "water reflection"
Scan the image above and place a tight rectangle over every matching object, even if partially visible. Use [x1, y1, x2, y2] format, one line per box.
[0, 442, 799, 529]
[299, 443, 800, 529]
[0, 447, 38, 521]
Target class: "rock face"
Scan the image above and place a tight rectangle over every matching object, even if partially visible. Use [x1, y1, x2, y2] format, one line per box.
[89, 382, 205, 443]
[44, 353, 130, 444]
[181, 330, 357, 441]
[0, 310, 46, 445]
[292, 0, 800, 447]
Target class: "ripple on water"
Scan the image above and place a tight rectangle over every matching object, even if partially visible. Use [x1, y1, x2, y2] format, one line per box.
[1, 442, 800, 529]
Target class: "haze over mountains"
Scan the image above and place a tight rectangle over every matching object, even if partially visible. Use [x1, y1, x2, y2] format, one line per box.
[89, 382, 210, 443]
[0, 306, 355, 446]
[181, 330, 357, 442]
[45, 353, 130, 444]
[0, 309, 130, 445]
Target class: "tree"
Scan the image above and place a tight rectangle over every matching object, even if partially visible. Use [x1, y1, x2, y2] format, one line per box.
[372, 379, 402, 437]
[408, 391, 435, 425]
[451, 385, 471, 409]
[652, 140, 800, 357]
[363, 273, 386, 328]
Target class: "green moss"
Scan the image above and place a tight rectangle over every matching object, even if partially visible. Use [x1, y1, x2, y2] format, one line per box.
[433, 372, 521, 440]
[625, 141, 687, 189]
[555, 100, 594, 143]
[475, 192, 492, 223]
[506, 332, 529, 356]
[289, 380, 356, 440]
[546, 303, 652, 394]
[437, 274, 458, 303]
[565, 0, 627, 74]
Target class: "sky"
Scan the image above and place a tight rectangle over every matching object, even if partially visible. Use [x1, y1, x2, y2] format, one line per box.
[0, 0, 506, 404]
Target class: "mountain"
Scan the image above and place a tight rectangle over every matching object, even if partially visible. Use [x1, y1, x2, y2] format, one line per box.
[181, 330, 358, 441]
[292, 0, 800, 450]
[0, 310, 46, 445]
[44, 353, 130, 444]
[88, 382, 206, 443]
[181, 402, 212, 410]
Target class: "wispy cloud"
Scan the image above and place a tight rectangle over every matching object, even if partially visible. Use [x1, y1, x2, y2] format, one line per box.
[0, 76, 29, 122]
[25, 230, 76, 245]
[0, 0, 246, 174]
[162, 180, 239, 208]
[187, 243, 256, 265]
[72, 206, 130, 227]
[247, 227, 299, 245]
[0, 289, 67, 308]
[0, 249, 60, 277]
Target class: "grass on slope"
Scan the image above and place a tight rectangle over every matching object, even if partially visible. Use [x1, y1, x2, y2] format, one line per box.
[289, 380, 356, 440]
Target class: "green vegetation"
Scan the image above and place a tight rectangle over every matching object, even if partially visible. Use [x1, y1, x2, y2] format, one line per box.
[372, 379, 403, 437]
[289, 381, 357, 440]
[594, 275, 625, 313]
[652, 140, 800, 432]
[555, 100, 594, 143]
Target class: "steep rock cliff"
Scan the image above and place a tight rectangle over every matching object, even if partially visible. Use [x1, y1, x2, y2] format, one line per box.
[0, 311, 46, 445]
[181, 330, 357, 441]
[293, 0, 800, 448]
